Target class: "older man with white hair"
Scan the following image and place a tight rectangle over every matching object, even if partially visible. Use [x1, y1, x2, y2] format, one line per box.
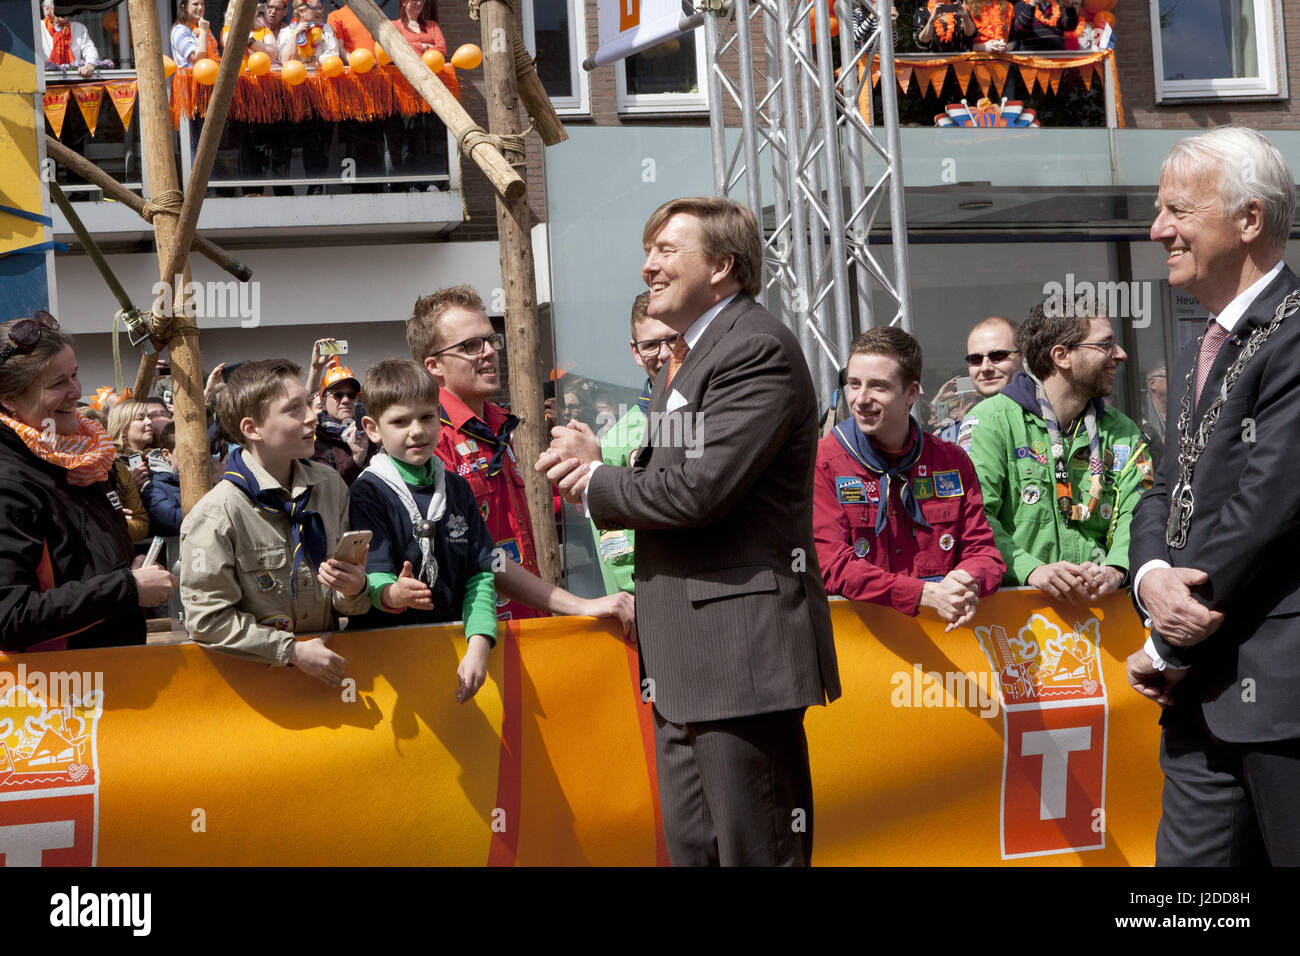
[1128, 126, 1300, 866]
[40, 1, 99, 77]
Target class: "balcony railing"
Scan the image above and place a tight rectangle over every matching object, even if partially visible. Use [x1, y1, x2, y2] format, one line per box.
[45, 68, 454, 200]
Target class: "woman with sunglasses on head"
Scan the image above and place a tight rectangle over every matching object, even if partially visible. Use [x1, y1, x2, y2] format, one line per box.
[0, 313, 176, 653]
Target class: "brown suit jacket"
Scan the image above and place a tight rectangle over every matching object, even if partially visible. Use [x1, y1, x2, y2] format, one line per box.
[587, 295, 841, 724]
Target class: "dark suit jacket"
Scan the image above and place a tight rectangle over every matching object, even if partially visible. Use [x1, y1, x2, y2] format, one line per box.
[587, 295, 842, 724]
[1129, 264, 1300, 743]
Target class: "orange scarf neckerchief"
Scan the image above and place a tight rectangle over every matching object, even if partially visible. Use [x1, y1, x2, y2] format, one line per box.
[974, 2, 1012, 43]
[928, 0, 957, 43]
[1034, 1, 1062, 28]
[45, 16, 74, 64]
[188, 20, 220, 59]
[288, 20, 324, 61]
[0, 409, 117, 486]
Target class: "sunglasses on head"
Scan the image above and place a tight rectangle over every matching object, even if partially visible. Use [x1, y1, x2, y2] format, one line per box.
[0, 311, 59, 370]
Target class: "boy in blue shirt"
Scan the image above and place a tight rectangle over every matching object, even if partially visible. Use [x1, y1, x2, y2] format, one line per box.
[349, 359, 497, 703]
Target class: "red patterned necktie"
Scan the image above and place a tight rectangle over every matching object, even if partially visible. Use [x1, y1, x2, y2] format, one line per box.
[666, 336, 690, 386]
[1194, 319, 1229, 405]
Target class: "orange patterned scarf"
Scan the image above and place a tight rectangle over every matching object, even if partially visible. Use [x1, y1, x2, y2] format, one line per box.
[0, 409, 117, 486]
[1034, 1, 1062, 28]
[928, 0, 957, 43]
[45, 16, 74, 64]
[973, 1, 1012, 43]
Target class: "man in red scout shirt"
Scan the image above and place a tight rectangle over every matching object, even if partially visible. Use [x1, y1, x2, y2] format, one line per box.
[814, 328, 1005, 630]
[406, 285, 633, 630]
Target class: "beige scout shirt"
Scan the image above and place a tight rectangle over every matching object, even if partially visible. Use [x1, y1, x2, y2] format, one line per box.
[179, 455, 370, 665]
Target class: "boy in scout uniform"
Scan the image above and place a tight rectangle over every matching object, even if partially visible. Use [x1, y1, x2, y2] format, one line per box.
[814, 328, 1006, 629]
[963, 303, 1152, 603]
[180, 359, 370, 686]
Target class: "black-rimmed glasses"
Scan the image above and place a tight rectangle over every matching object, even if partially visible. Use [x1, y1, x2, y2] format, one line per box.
[633, 333, 681, 358]
[432, 332, 506, 358]
[0, 311, 58, 370]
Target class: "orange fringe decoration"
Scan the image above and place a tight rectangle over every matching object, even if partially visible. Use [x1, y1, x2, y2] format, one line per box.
[168, 64, 459, 126]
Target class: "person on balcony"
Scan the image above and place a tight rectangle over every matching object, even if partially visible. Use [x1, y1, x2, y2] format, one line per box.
[328, 0, 387, 193]
[280, 0, 339, 195]
[970, 0, 1014, 52]
[171, 0, 218, 66]
[1008, 0, 1081, 51]
[40, 0, 99, 76]
[914, 0, 976, 54]
[391, 0, 450, 188]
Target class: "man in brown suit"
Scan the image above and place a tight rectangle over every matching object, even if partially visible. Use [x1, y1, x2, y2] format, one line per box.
[541, 197, 841, 865]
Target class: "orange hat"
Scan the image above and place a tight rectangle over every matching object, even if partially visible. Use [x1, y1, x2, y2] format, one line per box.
[320, 360, 360, 396]
[89, 385, 132, 411]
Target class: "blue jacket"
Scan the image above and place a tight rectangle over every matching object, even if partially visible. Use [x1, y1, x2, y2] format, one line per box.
[142, 470, 183, 537]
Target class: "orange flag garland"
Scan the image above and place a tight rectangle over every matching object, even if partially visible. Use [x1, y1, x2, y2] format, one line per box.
[72, 83, 105, 136]
[43, 87, 71, 138]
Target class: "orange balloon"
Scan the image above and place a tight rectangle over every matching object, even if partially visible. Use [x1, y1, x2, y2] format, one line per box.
[1083, 0, 1108, 12]
[246, 50, 272, 76]
[1094, 9, 1116, 28]
[450, 43, 482, 70]
[162, 55, 178, 78]
[422, 48, 445, 73]
[193, 57, 219, 85]
[810, 13, 838, 40]
[282, 58, 307, 86]
[348, 47, 375, 73]
[320, 53, 344, 78]
[1100, 0, 1116, 9]
[375, 43, 391, 66]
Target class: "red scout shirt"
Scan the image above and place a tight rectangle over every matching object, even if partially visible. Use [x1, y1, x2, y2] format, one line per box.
[813, 430, 1005, 616]
[435, 390, 543, 621]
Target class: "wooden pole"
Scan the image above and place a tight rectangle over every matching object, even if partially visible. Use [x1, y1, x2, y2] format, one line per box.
[45, 135, 252, 281]
[478, 0, 560, 586]
[500, 13, 566, 147]
[345, 0, 525, 201]
[127, 0, 210, 510]
[160, 0, 258, 284]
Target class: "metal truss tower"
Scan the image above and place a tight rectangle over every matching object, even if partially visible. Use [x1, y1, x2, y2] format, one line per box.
[701, 0, 912, 400]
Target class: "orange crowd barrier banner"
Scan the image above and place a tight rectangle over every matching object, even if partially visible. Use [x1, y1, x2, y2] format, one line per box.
[0, 590, 1161, 866]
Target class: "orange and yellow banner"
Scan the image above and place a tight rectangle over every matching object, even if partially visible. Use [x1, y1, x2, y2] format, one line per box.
[41, 87, 70, 138]
[104, 79, 137, 132]
[0, 591, 1161, 866]
[71, 83, 103, 136]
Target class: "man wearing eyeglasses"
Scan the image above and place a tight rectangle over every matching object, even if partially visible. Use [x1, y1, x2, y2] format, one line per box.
[573, 291, 679, 595]
[964, 302, 1151, 603]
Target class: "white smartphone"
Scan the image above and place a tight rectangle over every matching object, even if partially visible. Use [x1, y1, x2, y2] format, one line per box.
[143, 535, 165, 568]
[321, 340, 350, 356]
[128, 452, 144, 470]
[333, 529, 372, 565]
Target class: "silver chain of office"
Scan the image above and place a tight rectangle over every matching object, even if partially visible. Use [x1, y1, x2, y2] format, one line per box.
[1167, 290, 1300, 548]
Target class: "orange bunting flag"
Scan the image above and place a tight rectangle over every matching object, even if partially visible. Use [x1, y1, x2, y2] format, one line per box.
[990, 61, 1010, 94]
[972, 62, 992, 97]
[896, 64, 914, 93]
[1048, 68, 1062, 95]
[1018, 65, 1038, 94]
[43, 87, 71, 138]
[952, 59, 974, 95]
[72, 83, 104, 136]
[105, 80, 138, 131]
[920, 65, 946, 97]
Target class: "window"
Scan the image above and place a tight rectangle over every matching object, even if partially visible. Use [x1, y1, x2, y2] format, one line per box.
[523, 0, 590, 114]
[616, 9, 707, 113]
[1150, 0, 1287, 101]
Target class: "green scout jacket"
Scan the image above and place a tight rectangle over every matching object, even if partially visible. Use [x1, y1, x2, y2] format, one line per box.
[588, 404, 646, 594]
[961, 378, 1152, 586]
